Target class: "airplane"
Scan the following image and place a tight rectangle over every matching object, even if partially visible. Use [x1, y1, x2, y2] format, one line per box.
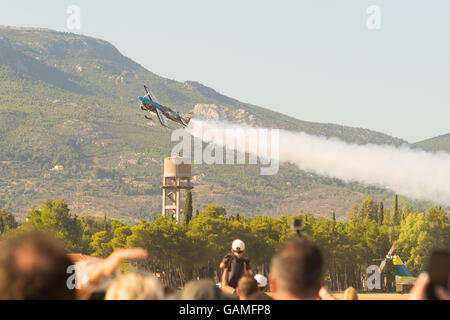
[378, 243, 417, 291]
[138, 85, 193, 128]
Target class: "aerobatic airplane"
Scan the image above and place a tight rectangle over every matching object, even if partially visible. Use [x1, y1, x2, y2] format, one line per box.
[138, 85, 193, 128]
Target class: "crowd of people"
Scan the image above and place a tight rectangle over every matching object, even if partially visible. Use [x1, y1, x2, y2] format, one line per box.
[0, 230, 447, 300]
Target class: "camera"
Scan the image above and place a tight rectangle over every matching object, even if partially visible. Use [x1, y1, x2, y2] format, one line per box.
[291, 218, 305, 235]
[426, 250, 450, 300]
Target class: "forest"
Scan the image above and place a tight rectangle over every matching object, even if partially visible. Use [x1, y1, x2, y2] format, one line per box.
[0, 195, 448, 292]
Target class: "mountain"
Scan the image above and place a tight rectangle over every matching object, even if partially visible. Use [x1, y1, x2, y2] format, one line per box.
[414, 133, 450, 153]
[0, 26, 432, 221]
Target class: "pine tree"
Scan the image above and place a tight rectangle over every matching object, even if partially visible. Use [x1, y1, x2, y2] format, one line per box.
[391, 194, 401, 225]
[401, 205, 410, 221]
[358, 197, 378, 220]
[331, 210, 336, 235]
[184, 191, 193, 224]
[348, 200, 359, 219]
[395, 195, 398, 214]
[378, 202, 384, 225]
[103, 214, 111, 235]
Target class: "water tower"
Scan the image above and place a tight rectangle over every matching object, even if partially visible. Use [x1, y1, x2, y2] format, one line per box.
[161, 157, 193, 223]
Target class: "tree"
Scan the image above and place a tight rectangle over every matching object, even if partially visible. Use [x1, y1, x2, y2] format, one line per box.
[203, 204, 227, 217]
[358, 197, 378, 221]
[110, 225, 132, 250]
[21, 199, 85, 252]
[391, 195, 401, 225]
[397, 208, 449, 274]
[348, 200, 359, 219]
[90, 230, 113, 257]
[0, 209, 18, 234]
[331, 210, 336, 235]
[378, 202, 384, 225]
[184, 191, 193, 224]
[401, 205, 410, 221]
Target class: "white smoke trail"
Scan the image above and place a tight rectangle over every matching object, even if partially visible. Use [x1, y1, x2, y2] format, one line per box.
[187, 118, 450, 205]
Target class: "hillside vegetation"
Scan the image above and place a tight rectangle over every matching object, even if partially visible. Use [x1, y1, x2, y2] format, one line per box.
[414, 133, 450, 153]
[0, 26, 443, 220]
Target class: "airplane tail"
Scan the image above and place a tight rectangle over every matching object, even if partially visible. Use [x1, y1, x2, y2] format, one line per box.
[393, 255, 416, 285]
[392, 256, 413, 277]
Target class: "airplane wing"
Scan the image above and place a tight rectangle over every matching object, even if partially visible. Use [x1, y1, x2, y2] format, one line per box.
[143, 86, 151, 100]
[149, 91, 159, 104]
[143, 85, 160, 104]
[155, 107, 169, 128]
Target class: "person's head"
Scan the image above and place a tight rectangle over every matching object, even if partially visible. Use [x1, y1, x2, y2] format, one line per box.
[178, 279, 236, 300]
[254, 274, 268, 292]
[343, 286, 358, 300]
[0, 231, 75, 300]
[269, 237, 324, 300]
[231, 239, 245, 257]
[105, 272, 165, 300]
[236, 276, 258, 300]
[247, 291, 273, 300]
[164, 285, 176, 296]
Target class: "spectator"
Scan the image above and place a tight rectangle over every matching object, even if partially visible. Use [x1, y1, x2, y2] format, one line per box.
[164, 286, 177, 296]
[254, 274, 268, 292]
[105, 272, 165, 300]
[409, 272, 450, 300]
[236, 276, 258, 300]
[0, 231, 75, 300]
[249, 274, 272, 300]
[269, 237, 335, 300]
[175, 279, 236, 300]
[343, 286, 358, 300]
[220, 239, 253, 294]
[248, 291, 273, 300]
[69, 247, 148, 299]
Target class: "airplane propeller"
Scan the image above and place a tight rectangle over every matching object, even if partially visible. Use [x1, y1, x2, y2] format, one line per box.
[379, 243, 396, 273]
[144, 85, 150, 96]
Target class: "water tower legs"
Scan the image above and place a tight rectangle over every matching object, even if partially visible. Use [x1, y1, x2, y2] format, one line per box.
[161, 158, 193, 224]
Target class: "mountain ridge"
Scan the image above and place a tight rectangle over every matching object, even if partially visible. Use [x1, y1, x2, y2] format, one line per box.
[414, 133, 450, 153]
[0, 26, 410, 145]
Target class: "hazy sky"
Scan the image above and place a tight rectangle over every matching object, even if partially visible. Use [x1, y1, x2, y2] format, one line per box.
[1, 0, 449, 142]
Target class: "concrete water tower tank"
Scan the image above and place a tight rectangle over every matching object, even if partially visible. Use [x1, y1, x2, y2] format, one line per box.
[161, 157, 193, 223]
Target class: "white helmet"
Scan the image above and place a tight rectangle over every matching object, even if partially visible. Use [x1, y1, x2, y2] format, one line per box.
[254, 274, 268, 288]
[232, 239, 245, 252]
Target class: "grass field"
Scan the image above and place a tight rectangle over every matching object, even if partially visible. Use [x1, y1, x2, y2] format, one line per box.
[332, 292, 410, 300]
